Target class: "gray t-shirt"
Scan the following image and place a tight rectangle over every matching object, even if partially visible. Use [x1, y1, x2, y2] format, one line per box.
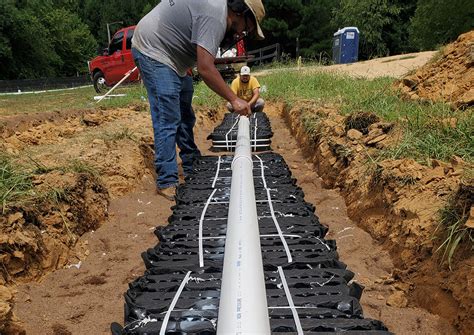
[132, 0, 227, 77]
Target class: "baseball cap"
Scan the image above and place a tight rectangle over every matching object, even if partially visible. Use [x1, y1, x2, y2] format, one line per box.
[244, 0, 265, 40]
[240, 66, 251, 75]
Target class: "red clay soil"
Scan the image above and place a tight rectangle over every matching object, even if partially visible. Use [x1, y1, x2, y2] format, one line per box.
[282, 100, 473, 334]
[398, 30, 474, 108]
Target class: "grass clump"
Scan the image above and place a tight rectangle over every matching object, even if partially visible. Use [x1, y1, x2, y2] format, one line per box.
[0, 154, 33, 214]
[435, 172, 473, 269]
[102, 127, 137, 143]
[301, 112, 324, 141]
[63, 159, 99, 177]
[437, 202, 473, 269]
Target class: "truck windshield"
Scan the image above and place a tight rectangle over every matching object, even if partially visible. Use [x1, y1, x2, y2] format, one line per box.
[109, 31, 124, 54]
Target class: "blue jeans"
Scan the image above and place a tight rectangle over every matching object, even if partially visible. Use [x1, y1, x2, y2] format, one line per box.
[132, 48, 201, 188]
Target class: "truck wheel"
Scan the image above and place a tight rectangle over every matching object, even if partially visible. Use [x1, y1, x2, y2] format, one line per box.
[93, 71, 107, 94]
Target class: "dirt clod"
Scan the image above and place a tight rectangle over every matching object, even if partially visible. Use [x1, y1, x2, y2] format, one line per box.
[387, 290, 408, 308]
[347, 129, 363, 140]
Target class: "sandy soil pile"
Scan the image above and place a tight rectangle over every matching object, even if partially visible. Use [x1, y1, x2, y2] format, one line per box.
[398, 30, 474, 108]
[284, 101, 473, 334]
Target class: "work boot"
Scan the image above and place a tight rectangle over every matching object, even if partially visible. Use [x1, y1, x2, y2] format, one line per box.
[156, 186, 176, 201]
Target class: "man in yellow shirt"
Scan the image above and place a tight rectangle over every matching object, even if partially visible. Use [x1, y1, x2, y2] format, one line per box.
[227, 66, 265, 113]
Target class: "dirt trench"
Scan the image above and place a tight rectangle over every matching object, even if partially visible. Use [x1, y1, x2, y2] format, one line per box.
[276, 101, 472, 334]
[1, 102, 465, 334]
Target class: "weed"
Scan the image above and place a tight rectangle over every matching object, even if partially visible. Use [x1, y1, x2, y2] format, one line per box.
[436, 178, 474, 269]
[63, 159, 99, 177]
[102, 127, 137, 142]
[0, 154, 33, 214]
[43, 187, 70, 203]
[437, 204, 473, 270]
[301, 112, 323, 141]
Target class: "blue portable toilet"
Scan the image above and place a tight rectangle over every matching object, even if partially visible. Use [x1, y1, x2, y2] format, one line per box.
[332, 27, 360, 64]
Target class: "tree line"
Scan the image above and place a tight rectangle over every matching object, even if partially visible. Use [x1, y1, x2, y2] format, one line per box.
[1, 0, 473, 80]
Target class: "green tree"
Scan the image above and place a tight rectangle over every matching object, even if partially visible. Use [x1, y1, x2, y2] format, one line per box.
[0, 0, 97, 79]
[256, 0, 304, 56]
[43, 8, 97, 76]
[298, 0, 340, 59]
[0, 1, 59, 79]
[409, 0, 474, 50]
[81, 0, 159, 48]
[332, 0, 401, 58]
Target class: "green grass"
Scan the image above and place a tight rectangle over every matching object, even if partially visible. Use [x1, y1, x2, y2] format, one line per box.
[437, 199, 474, 270]
[189, 70, 473, 163]
[0, 154, 34, 214]
[62, 159, 100, 177]
[0, 84, 148, 117]
[1, 154, 101, 214]
[192, 81, 224, 109]
[258, 71, 473, 164]
[101, 127, 137, 143]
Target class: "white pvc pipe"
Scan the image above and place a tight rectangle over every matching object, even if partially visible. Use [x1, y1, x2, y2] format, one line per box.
[217, 116, 271, 334]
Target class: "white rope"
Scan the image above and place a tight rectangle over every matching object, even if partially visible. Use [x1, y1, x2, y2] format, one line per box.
[255, 155, 293, 263]
[253, 117, 258, 151]
[199, 189, 218, 267]
[278, 266, 303, 335]
[160, 271, 192, 335]
[211, 156, 222, 189]
[225, 115, 240, 151]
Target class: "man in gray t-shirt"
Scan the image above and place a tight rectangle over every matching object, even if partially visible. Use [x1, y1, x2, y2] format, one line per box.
[131, 0, 265, 200]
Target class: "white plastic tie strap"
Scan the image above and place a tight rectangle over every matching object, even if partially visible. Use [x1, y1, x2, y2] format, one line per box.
[199, 189, 217, 267]
[253, 117, 258, 150]
[256, 155, 293, 263]
[160, 271, 192, 335]
[225, 115, 240, 151]
[278, 266, 303, 335]
[212, 156, 222, 189]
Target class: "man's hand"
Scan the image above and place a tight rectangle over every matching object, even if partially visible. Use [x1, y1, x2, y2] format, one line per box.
[231, 97, 251, 116]
[197, 46, 244, 110]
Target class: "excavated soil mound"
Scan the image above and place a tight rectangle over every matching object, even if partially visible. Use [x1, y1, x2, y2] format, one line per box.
[398, 30, 474, 108]
[284, 101, 473, 334]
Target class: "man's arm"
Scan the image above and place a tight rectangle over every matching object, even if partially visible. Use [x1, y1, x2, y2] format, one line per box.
[249, 88, 260, 108]
[197, 46, 250, 115]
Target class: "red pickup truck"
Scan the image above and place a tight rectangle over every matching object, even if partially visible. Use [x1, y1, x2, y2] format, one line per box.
[88, 26, 251, 93]
[88, 26, 139, 93]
